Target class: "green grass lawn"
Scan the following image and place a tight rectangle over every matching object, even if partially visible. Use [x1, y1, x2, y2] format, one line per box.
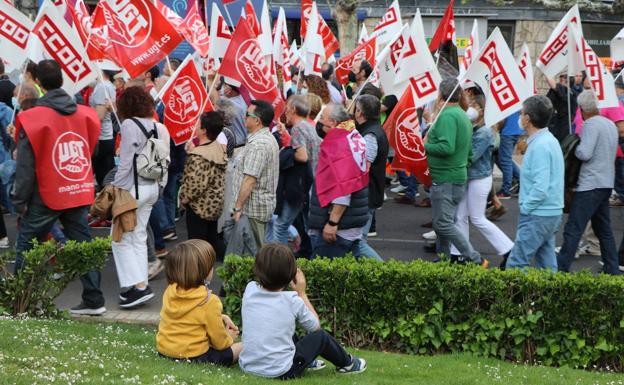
[1, 318, 624, 385]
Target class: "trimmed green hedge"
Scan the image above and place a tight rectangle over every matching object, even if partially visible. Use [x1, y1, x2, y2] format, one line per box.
[218, 256, 624, 372]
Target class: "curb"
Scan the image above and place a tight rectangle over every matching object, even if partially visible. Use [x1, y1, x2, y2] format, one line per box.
[71, 310, 160, 326]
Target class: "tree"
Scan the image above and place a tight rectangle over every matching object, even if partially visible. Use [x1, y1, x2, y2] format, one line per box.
[334, 0, 359, 54]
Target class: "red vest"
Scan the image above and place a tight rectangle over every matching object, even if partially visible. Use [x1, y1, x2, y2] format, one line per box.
[18, 105, 101, 210]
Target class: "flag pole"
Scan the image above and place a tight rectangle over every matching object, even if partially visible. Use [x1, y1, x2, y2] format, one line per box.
[567, 69, 572, 135]
[9, 61, 29, 124]
[429, 79, 462, 129]
[223, 3, 235, 28]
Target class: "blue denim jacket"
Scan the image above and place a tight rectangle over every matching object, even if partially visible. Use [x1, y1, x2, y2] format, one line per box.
[468, 125, 494, 180]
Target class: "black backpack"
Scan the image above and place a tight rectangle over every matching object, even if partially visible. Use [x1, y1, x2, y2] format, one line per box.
[560, 134, 581, 213]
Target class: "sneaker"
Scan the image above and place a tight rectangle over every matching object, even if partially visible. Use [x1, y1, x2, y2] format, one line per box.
[155, 248, 169, 258]
[119, 286, 154, 308]
[162, 230, 178, 241]
[610, 197, 624, 206]
[510, 181, 520, 195]
[0, 237, 9, 249]
[496, 191, 511, 200]
[422, 230, 436, 241]
[367, 231, 378, 237]
[390, 185, 408, 194]
[89, 219, 112, 228]
[486, 205, 507, 221]
[578, 244, 601, 257]
[308, 359, 326, 371]
[70, 302, 106, 316]
[119, 288, 133, 301]
[148, 259, 165, 280]
[337, 356, 367, 374]
[394, 195, 416, 205]
[555, 246, 581, 259]
[390, 177, 400, 186]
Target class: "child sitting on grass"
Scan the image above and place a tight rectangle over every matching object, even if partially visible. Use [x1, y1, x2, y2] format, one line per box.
[239, 243, 367, 379]
[157, 239, 242, 365]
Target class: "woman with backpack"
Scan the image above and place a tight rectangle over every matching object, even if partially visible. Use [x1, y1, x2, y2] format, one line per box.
[112, 86, 171, 309]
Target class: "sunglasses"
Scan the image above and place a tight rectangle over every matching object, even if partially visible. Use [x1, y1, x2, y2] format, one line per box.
[246, 111, 259, 119]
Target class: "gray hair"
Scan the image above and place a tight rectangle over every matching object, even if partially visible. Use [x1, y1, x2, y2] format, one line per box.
[327, 103, 350, 123]
[215, 97, 238, 126]
[356, 94, 381, 121]
[522, 95, 553, 129]
[20, 83, 39, 100]
[439, 78, 461, 103]
[577, 90, 599, 115]
[288, 95, 310, 117]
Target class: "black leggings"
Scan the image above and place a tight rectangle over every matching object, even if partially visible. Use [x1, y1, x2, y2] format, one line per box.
[93, 139, 115, 187]
[186, 208, 226, 261]
[280, 330, 351, 380]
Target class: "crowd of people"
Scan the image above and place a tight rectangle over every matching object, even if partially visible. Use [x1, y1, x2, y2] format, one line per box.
[3, 52, 624, 378]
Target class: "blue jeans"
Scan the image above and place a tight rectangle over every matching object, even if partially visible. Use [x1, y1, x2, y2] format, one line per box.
[430, 183, 482, 263]
[14, 203, 104, 308]
[557, 189, 620, 274]
[310, 234, 360, 259]
[159, 171, 180, 232]
[397, 171, 418, 199]
[507, 213, 562, 272]
[498, 135, 521, 194]
[615, 158, 624, 201]
[149, 206, 165, 250]
[273, 201, 303, 244]
[358, 208, 383, 261]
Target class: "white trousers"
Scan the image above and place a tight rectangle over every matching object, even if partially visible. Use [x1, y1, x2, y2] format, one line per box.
[112, 183, 159, 288]
[451, 176, 514, 256]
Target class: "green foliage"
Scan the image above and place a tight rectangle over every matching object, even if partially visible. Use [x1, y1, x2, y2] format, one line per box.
[0, 238, 110, 317]
[218, 256, 624, 372]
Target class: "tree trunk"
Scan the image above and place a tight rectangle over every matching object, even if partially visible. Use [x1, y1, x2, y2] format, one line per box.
[335, 0, 359, 55]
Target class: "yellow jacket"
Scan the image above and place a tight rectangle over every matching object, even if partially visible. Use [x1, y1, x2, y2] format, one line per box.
[157, 284, 233, 359]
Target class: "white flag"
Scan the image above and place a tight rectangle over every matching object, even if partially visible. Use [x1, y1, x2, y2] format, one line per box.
[359, 24, 369, 44]
[377, 24, 409, 97]
[570, 27, 619, 109]
[0, 0, 32, 72]
[516, 43, 535, 95]
[536, 5, 582, 79]
[289, 40, 301, 68]
[611, 28, 624, 63]
[462, 19, 479, 71]
[371, 0, 402, 46]
[301, 2, 324, 76]
[463, 28, 530, 127]
[394, 10, 440, 107]
[273, 7, 291, 98]
[258, 0, 273, 59]
[208, 2, 232, 63]
[28, 0, 97, 96]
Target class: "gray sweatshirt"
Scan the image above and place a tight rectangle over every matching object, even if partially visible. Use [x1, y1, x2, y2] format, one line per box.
[112, 117, 170, 191]
[575, 115, 618, 192]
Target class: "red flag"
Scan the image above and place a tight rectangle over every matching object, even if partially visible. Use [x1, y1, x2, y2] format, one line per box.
[300, 0, 312, 37]
[335, 37, 376, 85]
[383, 85, 431, 186]
[219, 18, 284, 119]
[90, 0, 184, 78]
[159, 55, 209, 145]
[243, 0, 260, 37]
[315, 127, 369, 207]
[181, 0, 210, 57]
[428, 0, 456, 53]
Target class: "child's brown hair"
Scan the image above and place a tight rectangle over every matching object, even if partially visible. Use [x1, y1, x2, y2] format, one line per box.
[166, 239, 216, 290]
[253, 244, 297, 291]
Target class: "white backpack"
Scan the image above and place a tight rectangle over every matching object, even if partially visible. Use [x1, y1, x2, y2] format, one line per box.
[131, 118, 170, 197]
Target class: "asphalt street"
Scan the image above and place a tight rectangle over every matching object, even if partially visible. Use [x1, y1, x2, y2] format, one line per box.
[41, 180, 624, 314]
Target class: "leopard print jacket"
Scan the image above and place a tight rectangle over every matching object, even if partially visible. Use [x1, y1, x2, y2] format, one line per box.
[179, 141, 227, 221]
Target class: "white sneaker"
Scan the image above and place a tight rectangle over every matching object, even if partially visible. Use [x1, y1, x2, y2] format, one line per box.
[422, 231, 437, 241]
[390, 185, 408, 194]
[578, 244, 601, 257]
[0, 237, 9, 249]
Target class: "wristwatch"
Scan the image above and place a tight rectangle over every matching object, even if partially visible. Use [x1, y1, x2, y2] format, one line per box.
[232, 207, 242, 214]
[327, 219, 339, 227]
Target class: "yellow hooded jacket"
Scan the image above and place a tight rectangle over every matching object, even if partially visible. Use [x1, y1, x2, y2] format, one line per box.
[157, 284, 233, 359]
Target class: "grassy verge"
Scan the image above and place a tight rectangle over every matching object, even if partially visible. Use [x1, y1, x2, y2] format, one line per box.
[0, 318, 623, 385]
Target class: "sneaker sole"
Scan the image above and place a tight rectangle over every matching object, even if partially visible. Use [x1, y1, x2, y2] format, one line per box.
[70, 307, 107, 316]
[338, 361, 367, 374]
[120, 293, 155, 309]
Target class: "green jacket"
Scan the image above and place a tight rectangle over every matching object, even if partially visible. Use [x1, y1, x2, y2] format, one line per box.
[424, 105, 473, 184]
